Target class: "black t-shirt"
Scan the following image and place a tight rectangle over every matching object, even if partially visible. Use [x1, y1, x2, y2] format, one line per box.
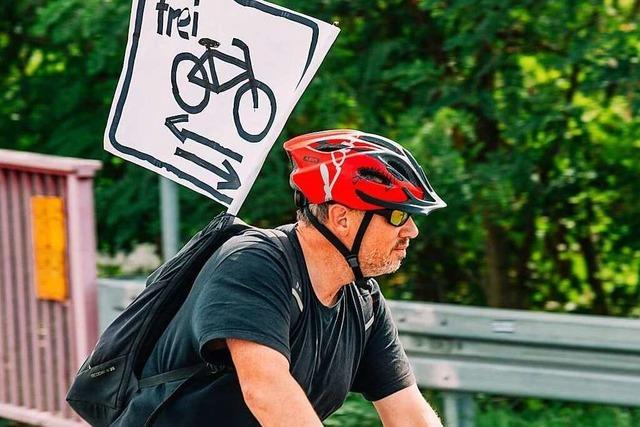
[113, 226, 414, 426]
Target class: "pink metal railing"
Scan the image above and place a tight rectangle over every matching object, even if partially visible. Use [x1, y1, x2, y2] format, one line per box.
[0, 149, 101, 426]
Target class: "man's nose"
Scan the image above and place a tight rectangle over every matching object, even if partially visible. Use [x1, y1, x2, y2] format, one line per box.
[402, 217, 419, 239]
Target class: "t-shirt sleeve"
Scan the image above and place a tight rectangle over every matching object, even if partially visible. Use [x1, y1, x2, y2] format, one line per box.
[190, 238, 292, 364]
[350, 292, 415, 401]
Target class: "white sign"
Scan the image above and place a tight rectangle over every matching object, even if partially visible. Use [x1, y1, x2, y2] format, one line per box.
[104, 0, 340, 213]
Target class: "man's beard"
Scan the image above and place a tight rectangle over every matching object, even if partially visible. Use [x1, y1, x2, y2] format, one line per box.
[360, 241, 407, 277]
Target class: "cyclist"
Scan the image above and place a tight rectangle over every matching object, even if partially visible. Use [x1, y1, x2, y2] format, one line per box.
[114, 129, 445, 426]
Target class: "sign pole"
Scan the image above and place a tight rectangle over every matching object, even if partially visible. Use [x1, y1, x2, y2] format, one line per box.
[160, 176, 179, 259]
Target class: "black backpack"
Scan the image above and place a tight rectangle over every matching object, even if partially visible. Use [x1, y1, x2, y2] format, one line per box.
[66, 213, 306, 426]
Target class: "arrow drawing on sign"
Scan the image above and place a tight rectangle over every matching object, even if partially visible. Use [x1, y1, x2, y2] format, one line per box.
[165, 114, 244, 163]
[174, 147, 241, 190]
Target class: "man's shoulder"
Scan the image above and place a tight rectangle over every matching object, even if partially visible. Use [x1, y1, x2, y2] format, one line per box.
[223, 226, 276, 247]
[191, 224, 297, 294]
[212, 224, 295, 266]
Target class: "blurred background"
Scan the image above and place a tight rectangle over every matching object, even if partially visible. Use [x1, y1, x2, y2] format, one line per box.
[1, 0, 639, 425]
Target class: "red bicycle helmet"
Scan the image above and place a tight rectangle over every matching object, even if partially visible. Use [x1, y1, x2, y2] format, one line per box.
[284, 129, 446, 214]
[283, 130, 446, 287]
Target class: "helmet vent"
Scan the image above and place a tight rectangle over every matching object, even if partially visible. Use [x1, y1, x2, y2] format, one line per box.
[312, 141, 351, 152]
[385, 159, 409, 182]
[357, 167, 392, 186]
[360, 135, 403, 154]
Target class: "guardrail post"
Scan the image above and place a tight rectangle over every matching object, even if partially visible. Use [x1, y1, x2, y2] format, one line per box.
[443, 392, 475, 427]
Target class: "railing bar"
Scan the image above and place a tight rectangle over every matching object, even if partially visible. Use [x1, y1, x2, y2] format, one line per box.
[54, 305, 67, 415]
[61, 306, 74, 419]
[0, 169, 12, 403]
[65, 175, 97, 373]
[18, 172, 37, 409]
[8, 170, 31, 408]
[20, 171, 38, 409]
[23, 172, 44, 411]
[54, 174, 72, 417]
[59, 176, 78, 420]
[33, 174, 57, 413]
[2, 170, 21, 405]
[5, 170, 21, 407]
[59, 174, 80, 420]
[44, 173, 64, 414]
[47, 302, 60, 411]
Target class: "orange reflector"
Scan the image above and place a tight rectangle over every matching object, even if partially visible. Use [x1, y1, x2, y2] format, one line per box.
[31, 196, 68, 302]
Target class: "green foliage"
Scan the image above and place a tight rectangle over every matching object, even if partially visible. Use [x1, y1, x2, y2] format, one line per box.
[0, 419, 30, 427]
[1, 0, 639, 315]
[324, 393, 382, 427]
[476, 396, 640, 427]
[323, 393, 640, 427]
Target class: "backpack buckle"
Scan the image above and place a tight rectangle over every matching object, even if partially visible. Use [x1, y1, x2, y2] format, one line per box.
[205, 362, 233, 376]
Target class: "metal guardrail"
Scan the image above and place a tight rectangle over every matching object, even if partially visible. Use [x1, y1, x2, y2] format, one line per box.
[0, 149, 101, 427]
[98, 279, 640, 426]
[97, 278, 145, 334]
[389, 300, 640, 426]
[390, 301, 640, 405]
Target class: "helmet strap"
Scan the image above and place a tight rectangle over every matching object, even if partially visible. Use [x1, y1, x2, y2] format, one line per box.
[303, 205, 374, 290]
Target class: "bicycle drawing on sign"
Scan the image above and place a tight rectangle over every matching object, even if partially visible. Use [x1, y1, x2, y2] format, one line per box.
[171, 37, 277, 143]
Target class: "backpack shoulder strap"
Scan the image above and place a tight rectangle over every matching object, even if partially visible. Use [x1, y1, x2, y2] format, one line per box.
[358, 279, 378, 339]
[265, 227, 305, 328]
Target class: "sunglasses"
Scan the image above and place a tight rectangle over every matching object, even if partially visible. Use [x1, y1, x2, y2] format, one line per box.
[374, 209, 412, 227]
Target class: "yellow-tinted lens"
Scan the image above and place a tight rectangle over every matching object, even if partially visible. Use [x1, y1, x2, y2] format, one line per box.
[390, 210, 409, 226]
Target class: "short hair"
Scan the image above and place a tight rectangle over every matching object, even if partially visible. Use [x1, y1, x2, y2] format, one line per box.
[296, 202, 331, 225]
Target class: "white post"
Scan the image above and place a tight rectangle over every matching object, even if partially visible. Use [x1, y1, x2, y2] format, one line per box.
[443, 392, 475, 427]
[160, 177, 180, 259]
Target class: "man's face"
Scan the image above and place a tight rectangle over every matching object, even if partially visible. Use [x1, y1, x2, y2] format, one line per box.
[357, 212, 419, 277]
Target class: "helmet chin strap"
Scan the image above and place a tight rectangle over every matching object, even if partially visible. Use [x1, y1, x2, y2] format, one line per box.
[303, 205, 374, 290]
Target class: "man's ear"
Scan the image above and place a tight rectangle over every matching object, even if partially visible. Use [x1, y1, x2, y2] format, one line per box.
[327, 204, 351, 236]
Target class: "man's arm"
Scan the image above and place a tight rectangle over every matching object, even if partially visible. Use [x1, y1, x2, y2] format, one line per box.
[373, 384, 443, 427]
[226, 338, 323, 426]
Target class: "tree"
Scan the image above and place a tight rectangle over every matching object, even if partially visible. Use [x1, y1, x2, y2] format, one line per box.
[2, 0, 639, 314]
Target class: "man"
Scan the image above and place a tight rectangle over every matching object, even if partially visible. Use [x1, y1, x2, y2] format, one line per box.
[114, 129, 446, 426]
